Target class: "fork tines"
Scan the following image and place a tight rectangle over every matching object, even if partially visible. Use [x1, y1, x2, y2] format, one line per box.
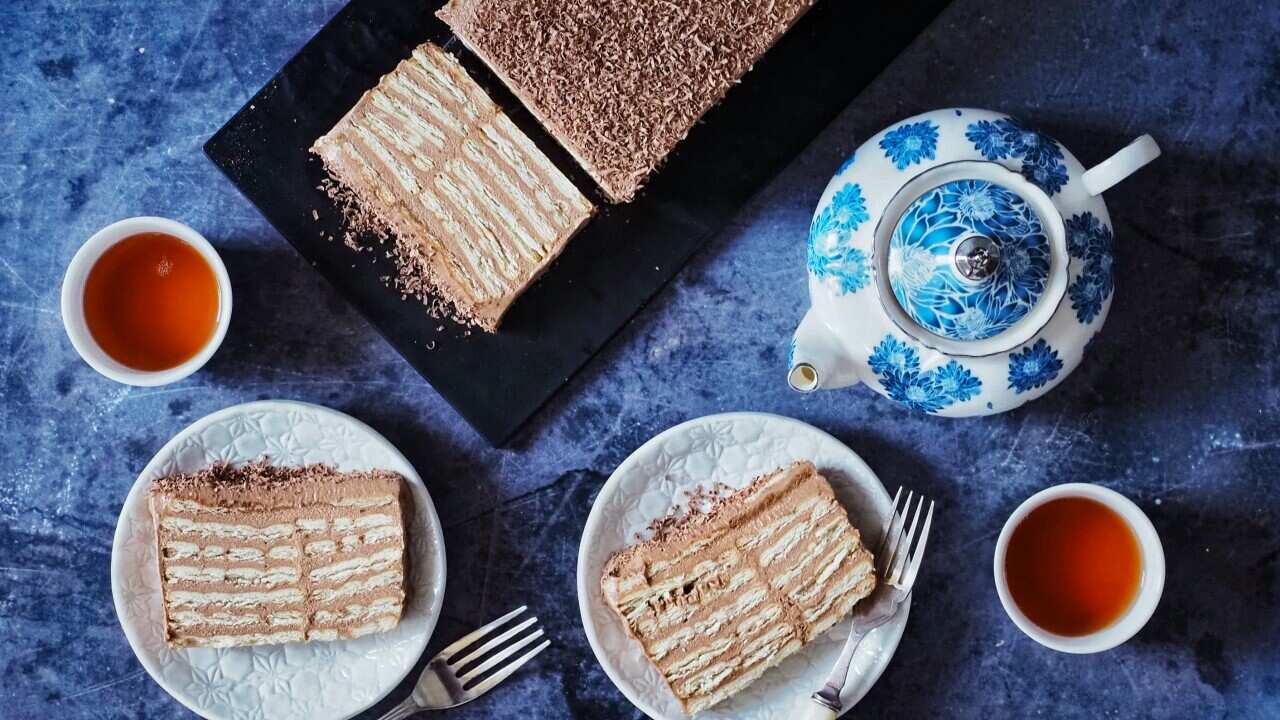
[876, 487, 935, 591]
[440, 606, 550, 694]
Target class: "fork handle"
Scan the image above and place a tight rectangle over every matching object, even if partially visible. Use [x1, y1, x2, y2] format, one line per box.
[374, 698, 422, 720]
[797, 699, 838, 720]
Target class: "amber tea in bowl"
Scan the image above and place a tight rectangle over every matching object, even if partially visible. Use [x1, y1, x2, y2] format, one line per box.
[1004, 496, 1140, 636]
[83, 232, 220, 371]
[62, 217, 232, 386]
[994, 483, 1164, 654]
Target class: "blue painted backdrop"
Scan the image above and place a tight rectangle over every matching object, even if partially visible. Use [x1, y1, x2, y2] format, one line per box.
[1, 0, 1277, 718]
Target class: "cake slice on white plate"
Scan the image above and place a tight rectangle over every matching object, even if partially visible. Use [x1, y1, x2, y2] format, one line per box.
[600, 461, 876, 714]
[149, 462, 410, 648]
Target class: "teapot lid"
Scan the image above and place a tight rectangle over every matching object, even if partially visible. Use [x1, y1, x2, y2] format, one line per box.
[886, 179, 1050, 342]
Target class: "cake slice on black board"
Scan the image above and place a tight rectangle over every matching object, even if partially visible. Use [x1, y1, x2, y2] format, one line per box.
[311, 42, 594, 331]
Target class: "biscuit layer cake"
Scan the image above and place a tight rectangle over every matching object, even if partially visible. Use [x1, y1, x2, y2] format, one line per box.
[600, 461, 875, 714]
[311, 43, 593, 331]
[149, 463, 410, 648]
[438, 0, 816, 203]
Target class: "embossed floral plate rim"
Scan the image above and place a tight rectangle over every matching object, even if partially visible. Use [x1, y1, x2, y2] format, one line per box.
[577, 412, 908, 720]
[110, 400, 447, 720]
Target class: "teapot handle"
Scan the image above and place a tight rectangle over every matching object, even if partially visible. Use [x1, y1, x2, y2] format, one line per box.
[1081, 134, 1161, 196]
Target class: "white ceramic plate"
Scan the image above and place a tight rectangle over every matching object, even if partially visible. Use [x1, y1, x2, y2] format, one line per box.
[577, 412, 907, 720]
[111, 400, 447, 720]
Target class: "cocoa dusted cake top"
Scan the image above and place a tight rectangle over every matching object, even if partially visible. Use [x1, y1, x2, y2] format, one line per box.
[438, 0, 817, 203]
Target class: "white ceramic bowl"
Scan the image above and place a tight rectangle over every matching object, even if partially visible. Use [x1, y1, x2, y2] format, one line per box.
[993, 483, 1165, 653]
[61, 216, 232, 386]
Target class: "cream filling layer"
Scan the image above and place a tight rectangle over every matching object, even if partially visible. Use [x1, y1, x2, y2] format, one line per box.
[309, 570, 402, 603]
[309, 547, 401, 583]
[164, 564, 300, 587]
[167, 587, 304, 609]
[178, 631, 304, 648]
[160, 517, 294, 541]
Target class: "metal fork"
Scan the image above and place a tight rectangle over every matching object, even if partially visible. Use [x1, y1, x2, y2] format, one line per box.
[376, 606, 550, 719]
[802, 488, 935, 719]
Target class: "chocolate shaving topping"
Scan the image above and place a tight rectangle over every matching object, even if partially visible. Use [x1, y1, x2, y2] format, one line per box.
[439, 0, 817, 203]
[149, 459, 407, 510]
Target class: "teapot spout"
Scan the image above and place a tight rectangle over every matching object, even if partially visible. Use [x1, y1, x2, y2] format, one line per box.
[788, 309, 862, 393]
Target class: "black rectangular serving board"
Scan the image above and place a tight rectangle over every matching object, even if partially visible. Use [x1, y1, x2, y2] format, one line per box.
[205, 0, 949, 445]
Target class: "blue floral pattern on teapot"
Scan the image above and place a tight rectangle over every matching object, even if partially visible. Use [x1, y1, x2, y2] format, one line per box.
[964, 117, 1070, 195]
[888, 179, 1051, 341]
[1064, 212, 1116, 323]
[807, 183, 872, 293]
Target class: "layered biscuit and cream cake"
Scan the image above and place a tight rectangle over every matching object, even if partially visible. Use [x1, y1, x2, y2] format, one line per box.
[311, 42, 594, 331]
[149, 463, 410, 648]
[600, 461, 875, 714]
[438, 0, 817, 203]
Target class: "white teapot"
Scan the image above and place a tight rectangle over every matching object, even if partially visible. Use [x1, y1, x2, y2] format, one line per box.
[788, 108, 1160, 415]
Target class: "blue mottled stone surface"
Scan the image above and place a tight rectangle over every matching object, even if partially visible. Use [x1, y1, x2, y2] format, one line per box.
[2, 0, 1278, 718]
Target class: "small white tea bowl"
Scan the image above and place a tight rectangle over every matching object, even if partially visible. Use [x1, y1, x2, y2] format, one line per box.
[61, 216, 232, 386]
[993, 483, 1165, 654]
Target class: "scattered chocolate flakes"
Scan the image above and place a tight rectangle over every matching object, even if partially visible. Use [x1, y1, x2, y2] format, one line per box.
[640, 479, 746, 542]
[149, 458, 405, 509]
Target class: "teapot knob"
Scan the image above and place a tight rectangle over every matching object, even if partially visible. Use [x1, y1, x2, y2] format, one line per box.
[955, 235, 1000, 281]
